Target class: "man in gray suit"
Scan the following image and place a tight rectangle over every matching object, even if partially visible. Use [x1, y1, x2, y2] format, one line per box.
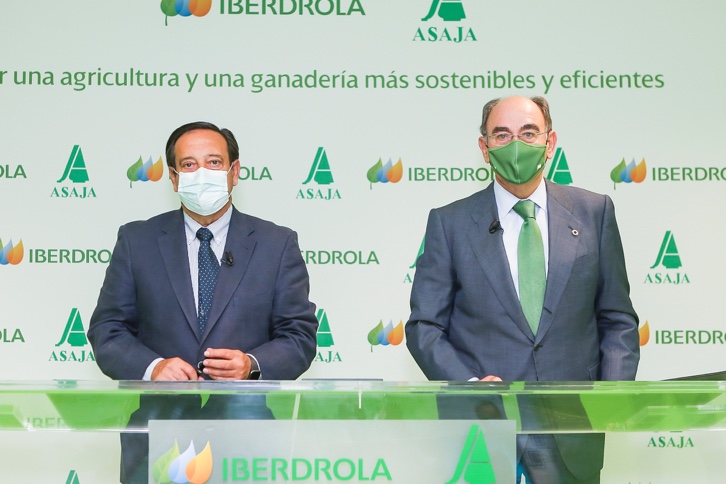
[88, 121, 318, 482]
[406, 96, 639, 483]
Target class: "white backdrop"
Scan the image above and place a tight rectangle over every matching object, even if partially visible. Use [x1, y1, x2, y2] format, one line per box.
[1, 1, 725, 481]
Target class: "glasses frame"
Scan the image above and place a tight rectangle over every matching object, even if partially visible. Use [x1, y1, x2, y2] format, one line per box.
[485, 130, 549, 146]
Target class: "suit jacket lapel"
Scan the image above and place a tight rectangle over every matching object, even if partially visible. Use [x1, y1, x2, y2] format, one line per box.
[466, 186, 533, 340]
[538, 180, 581, 341]
[158, 210, 199, 337]
[201, 208, 256, 344]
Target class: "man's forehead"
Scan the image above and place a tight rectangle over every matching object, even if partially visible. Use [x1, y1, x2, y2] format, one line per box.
[176, 130, 228, 153]
[488, 98, 545, 130]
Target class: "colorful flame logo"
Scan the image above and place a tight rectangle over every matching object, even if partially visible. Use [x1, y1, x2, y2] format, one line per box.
[152, 440, 213, 484]
[127, 156, 164, 187]
[161, 0, 212, 24]
[639, 321, 650, 346]
[367, 158, 403, 188]
[0, 239, 24, 265]
[610, 157, 646, 188]
[367, 320, 404, 347]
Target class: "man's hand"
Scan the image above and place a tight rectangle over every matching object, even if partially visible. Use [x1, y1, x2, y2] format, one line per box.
[152, 357, 202, 381]
[202, 348, 251, 380]
[479, 375, 503, 382]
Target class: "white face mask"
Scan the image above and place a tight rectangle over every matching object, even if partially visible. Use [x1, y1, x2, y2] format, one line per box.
[173, 163, 235, 216]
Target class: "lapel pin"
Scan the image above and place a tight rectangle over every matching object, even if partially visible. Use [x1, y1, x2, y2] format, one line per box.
[571, 229, 579, 236]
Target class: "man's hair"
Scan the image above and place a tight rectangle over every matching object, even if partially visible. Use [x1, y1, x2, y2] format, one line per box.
[165, 121, 239, 168]
[479, 96, 552, 136]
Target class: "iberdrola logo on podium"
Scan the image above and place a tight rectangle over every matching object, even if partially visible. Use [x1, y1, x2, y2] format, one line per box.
[152, 439, 213, 484]
[446, 425, 497, 483]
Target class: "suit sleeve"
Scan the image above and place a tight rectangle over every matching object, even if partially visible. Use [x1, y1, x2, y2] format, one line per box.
[87, 225, 164, 380]
[406, 209, 477, 381]
[596, 195, 640, 380]
[244, 231, 318, 380]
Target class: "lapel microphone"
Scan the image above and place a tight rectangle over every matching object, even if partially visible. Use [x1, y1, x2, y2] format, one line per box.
[222, 251, 234, 266]
[488, 220, 501, 234]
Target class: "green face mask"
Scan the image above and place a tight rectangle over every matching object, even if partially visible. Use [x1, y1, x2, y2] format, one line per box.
[487, 140, 547, 185]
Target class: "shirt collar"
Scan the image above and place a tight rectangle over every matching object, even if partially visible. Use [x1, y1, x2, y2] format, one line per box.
[493, 176, 548, 221]
[183, 205, 233, 245]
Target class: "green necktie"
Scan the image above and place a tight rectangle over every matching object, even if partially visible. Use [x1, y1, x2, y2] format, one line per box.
[512, 200, 546, 335]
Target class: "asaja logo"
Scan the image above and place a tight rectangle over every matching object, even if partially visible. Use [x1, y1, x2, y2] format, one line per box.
[0, 238, 24, 265]
[367, 320, 404, 349]
[647, 434, 694, 449]
[160, 0, 212, 25]
[415, 0, 477, 43]
[49, 308, 95, 363]
[127, 156, 164, 187]
[367, 158, 403, 188]
[610, 157, 646, 189]
[297, 147, 341, 200]
[422, 0, 465, 21]
[153, 439, 213, 484]
[65, 470, 81, 484]
[446, 425, 496, 483]
[51, 145, 97, 199]
[644, 231, 690, 285]
[403, 236, 425, 283]
[545, 147, 573, 185]
[315, 308, 341, 363]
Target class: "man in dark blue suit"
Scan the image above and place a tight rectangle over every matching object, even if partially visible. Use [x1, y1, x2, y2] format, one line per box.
[88, 121, 318, 482]
[406, 96, 639, 483]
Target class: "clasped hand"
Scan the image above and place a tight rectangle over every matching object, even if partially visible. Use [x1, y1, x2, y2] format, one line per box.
[151, 348, 252, 381]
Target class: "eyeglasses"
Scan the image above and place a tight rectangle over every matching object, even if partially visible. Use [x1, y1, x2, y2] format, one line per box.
[486, 131, 547, 146]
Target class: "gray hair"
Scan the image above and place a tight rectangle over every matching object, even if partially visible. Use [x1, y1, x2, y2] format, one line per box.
[479, 96, 552, 136]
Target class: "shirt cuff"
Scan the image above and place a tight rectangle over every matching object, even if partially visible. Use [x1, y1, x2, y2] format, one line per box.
[143, 358, 164, 381]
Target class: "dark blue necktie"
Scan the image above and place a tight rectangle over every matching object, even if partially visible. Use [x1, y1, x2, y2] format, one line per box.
[196, 227, 219, 334]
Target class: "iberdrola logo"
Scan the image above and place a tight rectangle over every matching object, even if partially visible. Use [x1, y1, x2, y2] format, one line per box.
[446, 425, 496, 483]
[610, 157, 646, 188]
[128, 156, 164, 187]
[422, 0, 466, 21]
[367, 158, 403, 189]
[367, 320, 404, 349]
[161, 0, 212, 26]
[546, 148, 573, 185]
[152, 439, 213, 484]
[639, 321, 650, 346]
[0, 238, 24, 265]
